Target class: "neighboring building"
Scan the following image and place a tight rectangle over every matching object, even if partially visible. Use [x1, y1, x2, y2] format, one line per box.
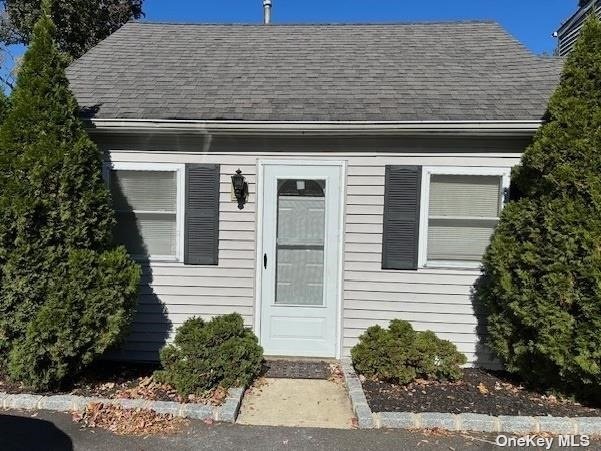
[66, 21, 562, 367]
[556, 0, 601, 56]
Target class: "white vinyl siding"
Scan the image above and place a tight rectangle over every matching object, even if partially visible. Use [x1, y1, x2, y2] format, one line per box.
[107, 162, 185, 262]
[98, 134, 525, 366]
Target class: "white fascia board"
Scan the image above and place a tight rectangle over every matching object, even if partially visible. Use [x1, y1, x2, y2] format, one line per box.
[87, 118, 542, 136]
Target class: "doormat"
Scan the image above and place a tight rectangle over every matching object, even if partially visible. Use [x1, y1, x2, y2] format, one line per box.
[263, 360, 331, 380]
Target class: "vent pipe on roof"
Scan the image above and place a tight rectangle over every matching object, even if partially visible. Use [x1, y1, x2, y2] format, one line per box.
[263, 0, 272, 24]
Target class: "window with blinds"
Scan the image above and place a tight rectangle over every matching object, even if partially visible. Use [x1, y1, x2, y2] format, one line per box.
[110, 169, 178, 259]
[426, 174, 502, 265]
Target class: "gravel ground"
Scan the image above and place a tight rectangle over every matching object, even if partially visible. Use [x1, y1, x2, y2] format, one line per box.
[363, 368, 601, 417]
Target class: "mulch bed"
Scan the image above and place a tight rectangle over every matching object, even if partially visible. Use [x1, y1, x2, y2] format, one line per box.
[0, 361, 226, 406]
[362, 368, 601, 417]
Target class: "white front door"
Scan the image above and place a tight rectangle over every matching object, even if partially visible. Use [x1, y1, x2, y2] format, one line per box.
[259, 162, 343, 358]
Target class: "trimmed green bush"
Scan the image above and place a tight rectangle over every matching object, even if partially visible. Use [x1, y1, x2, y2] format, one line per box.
[0, 0, 140, 390]
[351, 319, 467, 385]
[475, 15, 601, 399]
[155, 314, 264, 395]
[412, 331, 466, 382]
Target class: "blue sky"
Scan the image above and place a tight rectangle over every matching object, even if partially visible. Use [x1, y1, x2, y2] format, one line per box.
[145, 0, 576, 54]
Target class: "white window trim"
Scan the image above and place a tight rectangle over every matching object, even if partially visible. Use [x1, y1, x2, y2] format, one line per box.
[418, 166, 511, 270]
[103, 161, 186, 263]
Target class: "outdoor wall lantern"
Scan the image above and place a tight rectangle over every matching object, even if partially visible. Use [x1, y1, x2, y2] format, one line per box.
[231, 169, 248, 210]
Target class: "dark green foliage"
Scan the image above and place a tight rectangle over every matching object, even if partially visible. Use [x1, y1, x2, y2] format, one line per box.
[0, 89, 8, 122]
[1, 0, 143, 59]
[351, 319, 467, 385]
[0, 1, 140, 390]
[155, 314, 264, 395]
[7, 249, 139, 389]
[475, 16, 601, 399]
[412, 331, 466, 382]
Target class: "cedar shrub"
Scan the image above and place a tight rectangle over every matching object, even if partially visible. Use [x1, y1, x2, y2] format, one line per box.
[351, 319, 466, 384]
[475, 15, 601, 399]
[155, 314, 264, 395]
[0, 0, 140, 390]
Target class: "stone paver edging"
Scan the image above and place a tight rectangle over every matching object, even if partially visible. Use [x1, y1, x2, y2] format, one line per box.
[340, 359, 375, 428]
[340, 359, 601, 434]
[0, 387, 244, 423]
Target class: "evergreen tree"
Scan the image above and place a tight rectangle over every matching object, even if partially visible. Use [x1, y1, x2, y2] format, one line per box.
[476, 15, 601, 399]
[1, 0, 143, 60]
[0, 0, 140, 390]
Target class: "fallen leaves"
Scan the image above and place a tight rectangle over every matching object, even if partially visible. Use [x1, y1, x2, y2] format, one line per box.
[113, 376, 173, 400]
[111, 376, 225, 406]
[494, 380, 522, 394]
[72, 402, 189, 436]
[328, 363, 344, 385]
[99, 382, 115, 391]
[208, 386, 228, 405]
[245, 377, 269, 396]
[477, 382, 489, 395]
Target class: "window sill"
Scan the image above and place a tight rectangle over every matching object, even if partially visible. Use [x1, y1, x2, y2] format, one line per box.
[134, 256, 182, 265]
[422, 263, 482, 272]
[379, 266, 482, 276]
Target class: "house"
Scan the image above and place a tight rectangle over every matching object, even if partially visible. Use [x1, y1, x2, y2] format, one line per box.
[66, 21, 562, 367]
[556, 0, 601, 56]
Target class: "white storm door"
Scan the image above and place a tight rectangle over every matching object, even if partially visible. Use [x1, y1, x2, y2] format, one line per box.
[260, 163, 342, 358]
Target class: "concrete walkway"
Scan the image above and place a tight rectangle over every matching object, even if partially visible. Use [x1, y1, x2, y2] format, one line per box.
[237, 378, 355, 429]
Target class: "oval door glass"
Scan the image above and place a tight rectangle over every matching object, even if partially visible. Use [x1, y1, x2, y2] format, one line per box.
[275, 179, 326, 305]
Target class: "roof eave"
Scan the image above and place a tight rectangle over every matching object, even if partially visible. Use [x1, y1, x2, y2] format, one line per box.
[86, 119, 542, 136]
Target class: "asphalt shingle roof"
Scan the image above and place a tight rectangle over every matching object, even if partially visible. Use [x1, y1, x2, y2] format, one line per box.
[66, 21, 563, 122]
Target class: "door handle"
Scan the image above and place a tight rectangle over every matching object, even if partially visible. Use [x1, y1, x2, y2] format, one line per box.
[264, 253, 267, 269]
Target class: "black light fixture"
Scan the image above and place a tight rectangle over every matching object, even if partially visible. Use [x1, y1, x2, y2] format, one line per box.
[231, 169, 248, 210]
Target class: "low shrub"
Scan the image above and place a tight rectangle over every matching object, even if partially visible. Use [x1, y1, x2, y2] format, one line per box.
[155, 313, 263, 395]
[351, 319, 467, 384]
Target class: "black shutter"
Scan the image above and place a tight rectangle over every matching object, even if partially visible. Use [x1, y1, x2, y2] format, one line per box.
[184, 164, 220, 265]
[382, 165, 422, 270]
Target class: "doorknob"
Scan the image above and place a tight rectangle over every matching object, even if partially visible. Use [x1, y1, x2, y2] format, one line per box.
[264, 253, 267, 269]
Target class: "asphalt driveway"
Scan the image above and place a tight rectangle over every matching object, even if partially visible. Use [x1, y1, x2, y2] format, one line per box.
[1, 409, 599, 451]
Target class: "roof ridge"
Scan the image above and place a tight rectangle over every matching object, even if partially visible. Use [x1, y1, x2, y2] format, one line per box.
[128, 19, 500, 27]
